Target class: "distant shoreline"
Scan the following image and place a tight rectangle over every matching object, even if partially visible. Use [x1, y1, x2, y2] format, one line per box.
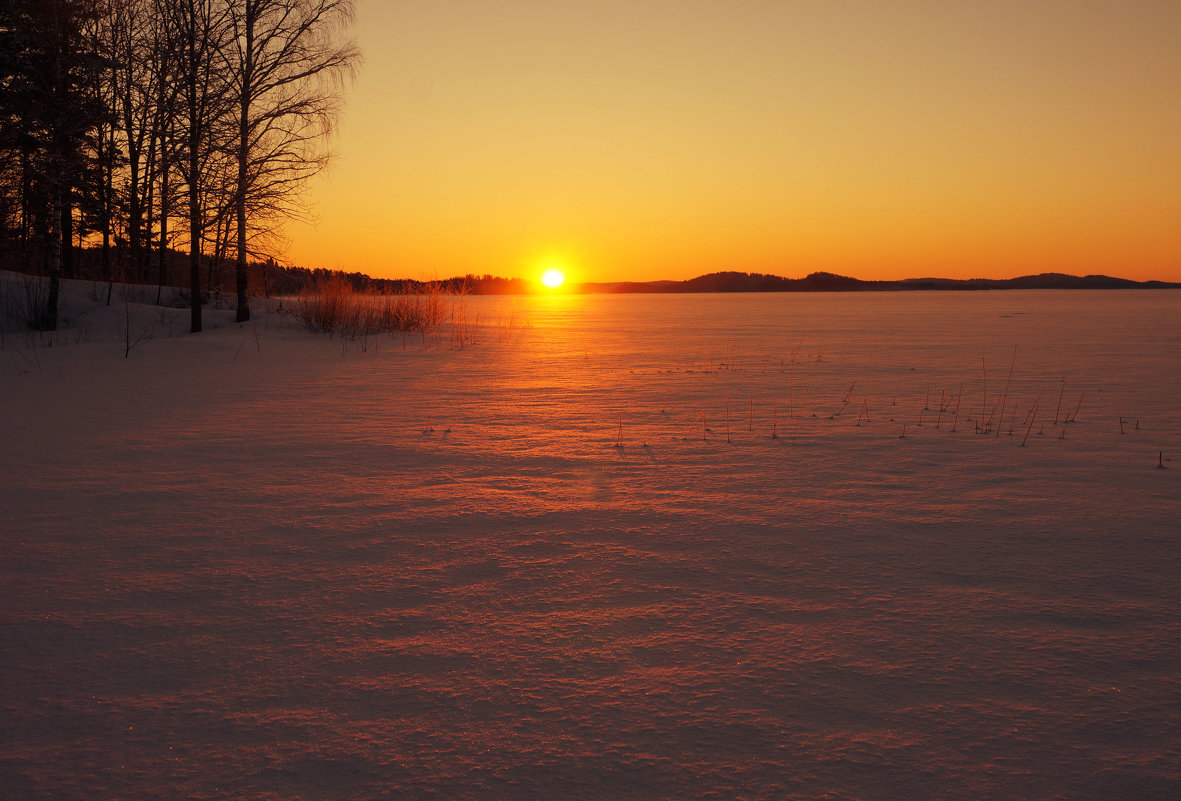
[7, 252, 1177, 299]
[574, 271, 1181, 295]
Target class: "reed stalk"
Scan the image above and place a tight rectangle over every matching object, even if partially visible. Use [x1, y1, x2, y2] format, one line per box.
[799, 361, 815, 418]
[1021, 400, 1040, 447]
[787, 364, 795, 419]
[1022, 390, 1045, 428]
[981, 356, 988, 433]
[995, 346, 1016, 437]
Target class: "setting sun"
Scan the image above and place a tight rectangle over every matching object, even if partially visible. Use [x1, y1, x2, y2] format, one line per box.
[540, 268, 566, 289]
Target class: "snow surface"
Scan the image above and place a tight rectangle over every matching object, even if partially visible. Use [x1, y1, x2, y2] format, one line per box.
[2, 278, 1179, 800]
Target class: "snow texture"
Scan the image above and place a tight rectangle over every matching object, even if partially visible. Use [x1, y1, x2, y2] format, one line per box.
[2, 278, 1179, 800]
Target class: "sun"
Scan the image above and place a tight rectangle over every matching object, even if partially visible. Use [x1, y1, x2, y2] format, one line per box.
[540, 268, 566, 289]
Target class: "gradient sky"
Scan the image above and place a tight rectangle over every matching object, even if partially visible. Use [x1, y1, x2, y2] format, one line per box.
[282, 0, 1181, 283]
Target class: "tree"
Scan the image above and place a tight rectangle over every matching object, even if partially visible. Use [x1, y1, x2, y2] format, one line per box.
[147, 0, 182, 302]
[97, 0, 151, 280]
[168, 0, 232, 333]
[222, 0, 357, 322]
[0, 0, 111, 329]
[0, 0, 358, 332]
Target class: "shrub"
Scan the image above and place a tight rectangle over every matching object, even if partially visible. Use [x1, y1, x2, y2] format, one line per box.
[292, 275, 450, 339]
[0, 273, 50, 332]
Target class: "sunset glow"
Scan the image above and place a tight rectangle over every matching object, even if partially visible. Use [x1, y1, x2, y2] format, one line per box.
[283, 1, 1181, 283]
[540, 268, 566, 289]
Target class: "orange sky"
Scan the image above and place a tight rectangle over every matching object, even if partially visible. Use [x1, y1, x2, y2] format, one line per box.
[282, 1, 1181, 284]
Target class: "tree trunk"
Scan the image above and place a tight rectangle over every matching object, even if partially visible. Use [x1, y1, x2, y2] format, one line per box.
[188, 23, 202, 334]
[234, 2, 254, 323]
[127, 132, 143, 280]
[157, 156, 169, 306]
[60, 196, 74, 279]
[142, 130, 156, 285]
[45, 190, 62, 331]
[19, 147, 31, 271]
[102, 120, 114, 289]
[235, 190, 249, 322]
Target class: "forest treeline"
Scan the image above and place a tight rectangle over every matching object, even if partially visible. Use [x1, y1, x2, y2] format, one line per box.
[0, 0, 358, 331]
[267, 265, 532, 296]
[2, 236, 536, 298]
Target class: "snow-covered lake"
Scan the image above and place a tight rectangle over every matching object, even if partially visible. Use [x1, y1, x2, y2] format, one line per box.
[2, 289, 1179, 799]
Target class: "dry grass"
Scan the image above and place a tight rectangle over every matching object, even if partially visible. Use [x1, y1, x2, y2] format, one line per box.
[0, 272, 51, 335]
[292, 275, 451, 341]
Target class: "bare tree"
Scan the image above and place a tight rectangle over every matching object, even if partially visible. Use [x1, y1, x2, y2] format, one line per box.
[167, 0, 233, 333]
[81, 3, 122, 291]
[148, 0, 182, 302]
[222, 0, 357, 322]
[1, 0, 359, 333]
[100, 0, 158, 281]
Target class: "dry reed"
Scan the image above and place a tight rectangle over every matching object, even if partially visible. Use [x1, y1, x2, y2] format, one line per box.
[996, 346, 1016, 437]
[1021, 398, 1040, 447]
[293, 275, 449, 341]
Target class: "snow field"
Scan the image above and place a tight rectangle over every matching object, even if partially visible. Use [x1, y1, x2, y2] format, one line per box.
[2, 286, 1179, 799]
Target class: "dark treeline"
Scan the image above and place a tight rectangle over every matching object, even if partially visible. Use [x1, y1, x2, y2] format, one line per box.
[0, 0, 358, 330]
[12, 237, 536, 299]
[268, 266, 533, 297]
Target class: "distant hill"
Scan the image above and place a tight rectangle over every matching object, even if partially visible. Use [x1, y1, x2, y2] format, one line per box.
[579, 271, 1180, 294]
[13, 245, 1175, 296]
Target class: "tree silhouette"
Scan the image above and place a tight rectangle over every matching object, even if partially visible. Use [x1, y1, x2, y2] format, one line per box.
[1, 0, 357, 329]
[222, 0, 357, 322]
[0, 0, 111, 328]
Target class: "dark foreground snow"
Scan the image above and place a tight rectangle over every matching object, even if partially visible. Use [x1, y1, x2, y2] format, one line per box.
[2, 287, 1179, 800]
